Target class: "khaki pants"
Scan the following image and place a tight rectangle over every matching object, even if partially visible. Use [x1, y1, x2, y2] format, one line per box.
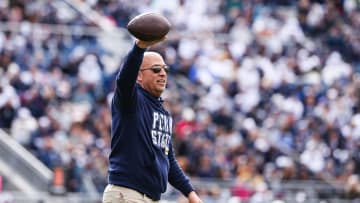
[102, 184, 159, 203]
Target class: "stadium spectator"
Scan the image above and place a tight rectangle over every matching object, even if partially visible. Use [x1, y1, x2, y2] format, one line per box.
[0, 0, 359, 201]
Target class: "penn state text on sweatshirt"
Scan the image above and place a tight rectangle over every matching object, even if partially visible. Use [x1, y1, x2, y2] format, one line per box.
[108, 43, 194, 200]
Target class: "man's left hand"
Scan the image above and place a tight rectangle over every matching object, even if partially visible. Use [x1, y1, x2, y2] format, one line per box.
[188, 191, 203, 203]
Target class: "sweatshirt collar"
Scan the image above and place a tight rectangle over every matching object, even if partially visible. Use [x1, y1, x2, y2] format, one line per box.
[136, 83, 164, 104]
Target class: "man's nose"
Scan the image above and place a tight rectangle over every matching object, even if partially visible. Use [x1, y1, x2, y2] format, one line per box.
[159, 68, 167, 75]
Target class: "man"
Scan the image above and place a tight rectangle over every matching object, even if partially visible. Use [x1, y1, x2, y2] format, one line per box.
[102, 37, 203, 203]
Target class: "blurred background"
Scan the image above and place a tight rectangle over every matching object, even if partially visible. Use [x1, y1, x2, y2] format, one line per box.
[0, 0, 359, 202]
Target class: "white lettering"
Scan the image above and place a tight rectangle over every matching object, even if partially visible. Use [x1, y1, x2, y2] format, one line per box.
[152, 130, 157, 145]
[159, 114, 164, 131]
[164, 116, 169, 133]
[166, 134, 171, 146]
[160, 133, 167, 148]
[151, 112, 173, 151]
[152, 112, 159, 129]
[169, 117, 173, 134]
[157, 131, 162, 146]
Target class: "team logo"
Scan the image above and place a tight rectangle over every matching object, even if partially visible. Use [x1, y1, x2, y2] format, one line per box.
[151, 112, 172, 155]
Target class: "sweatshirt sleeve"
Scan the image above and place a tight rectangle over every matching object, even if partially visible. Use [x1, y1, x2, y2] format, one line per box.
[168, 143, 194, 197]
[114, 43, 146, 108]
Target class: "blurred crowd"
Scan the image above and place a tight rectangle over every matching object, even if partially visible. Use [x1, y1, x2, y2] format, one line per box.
[0, 0, 360, 201]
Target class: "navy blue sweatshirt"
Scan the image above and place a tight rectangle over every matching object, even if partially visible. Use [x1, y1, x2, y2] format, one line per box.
[108, 43, 194, 200]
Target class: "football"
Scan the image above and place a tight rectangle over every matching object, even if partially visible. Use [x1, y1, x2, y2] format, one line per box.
[127, 12, 171, 41]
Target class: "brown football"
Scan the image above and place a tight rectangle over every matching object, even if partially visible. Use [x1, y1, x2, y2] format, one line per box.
[127, 12, 171, 41]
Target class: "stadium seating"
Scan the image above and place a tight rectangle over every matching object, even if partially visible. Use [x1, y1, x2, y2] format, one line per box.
[0, 0, 359, 202]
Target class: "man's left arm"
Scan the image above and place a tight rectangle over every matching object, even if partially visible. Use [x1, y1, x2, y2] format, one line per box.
[168, 144, 202, 203]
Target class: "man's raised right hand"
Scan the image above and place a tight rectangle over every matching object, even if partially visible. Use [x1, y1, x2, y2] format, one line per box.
[136, 36, 166, 49]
